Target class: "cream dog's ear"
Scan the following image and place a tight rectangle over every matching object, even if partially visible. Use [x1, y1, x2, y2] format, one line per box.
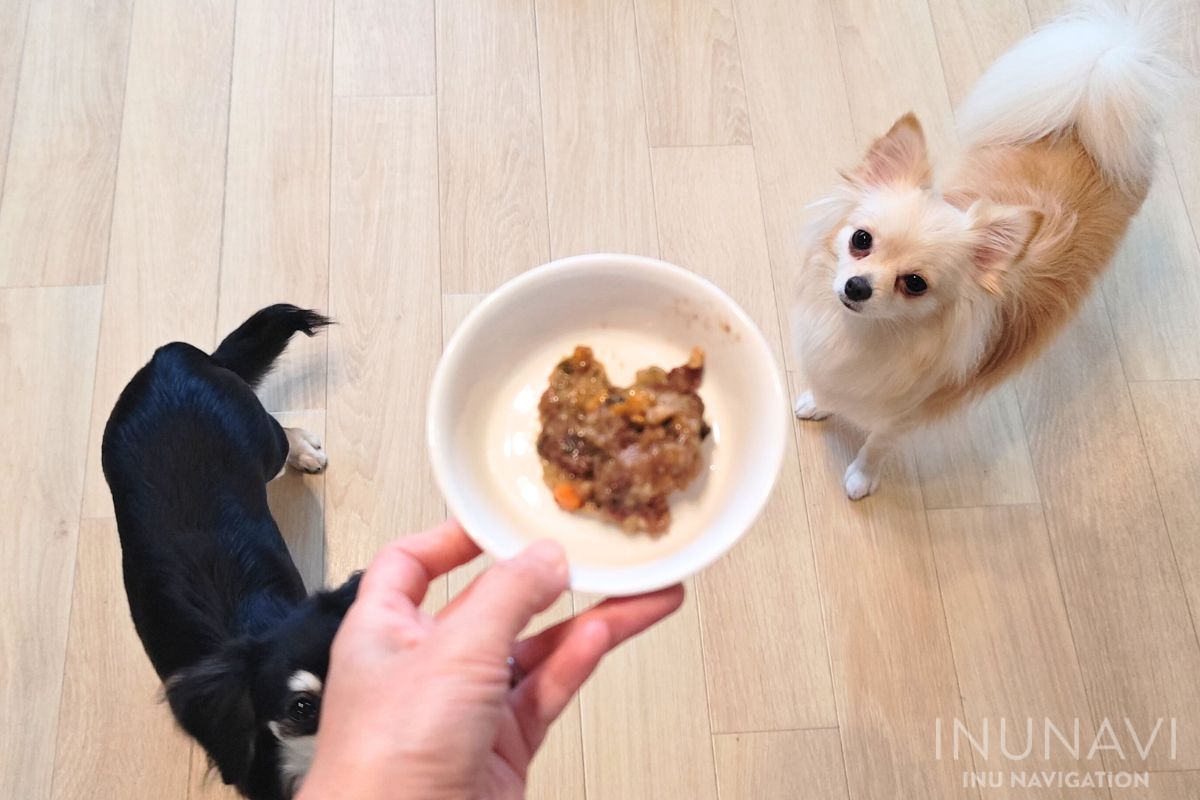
[966, 201, 1044, 294]
[843, 113, 931, 189]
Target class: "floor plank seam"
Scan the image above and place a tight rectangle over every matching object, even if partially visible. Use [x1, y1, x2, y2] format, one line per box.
[94, 0, 139, 292]
[630, 0, 663, 259]
[322, 0, 336, 593]
[0, 0, 32, 225]
[919, 492, 983, 800]
[528, 0, 554, 264]
[1164, 137, 1200, 259]
[210, 0, 240, 355]
[821, 0, 867, 150]
[46, 282, 109, 800]
[648, 142, 755, 152]
[727, 23, 853, 772]
[1030, 474, 1122, 781]
[725, 0, 754, 148]
[1126, 376, 1200, 657]
[693, 591, 725, 800]
[332, 92, 436, 99]
[1009, 371, 1111, 778]
[1095, 286, 1200, 659]
[712, 724, 841, 737]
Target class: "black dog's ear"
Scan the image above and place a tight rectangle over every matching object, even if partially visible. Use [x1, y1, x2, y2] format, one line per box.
[318, 571, 362, 615]
[165, 641, 257, 786]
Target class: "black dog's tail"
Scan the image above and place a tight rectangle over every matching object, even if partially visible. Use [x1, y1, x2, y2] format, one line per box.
[211, 304, 332, 388]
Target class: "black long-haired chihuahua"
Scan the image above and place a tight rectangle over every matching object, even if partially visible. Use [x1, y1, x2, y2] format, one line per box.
[102, 305, 358, 799]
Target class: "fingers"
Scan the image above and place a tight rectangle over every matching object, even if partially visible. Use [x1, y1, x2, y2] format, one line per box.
[513, 584, 685, 672]
[432, 555, 492, 621]
[509, 620, 610, 751]
[507, 584, 684, 752]
[439, 540, 569, 658]
[358, 520, 481, 608]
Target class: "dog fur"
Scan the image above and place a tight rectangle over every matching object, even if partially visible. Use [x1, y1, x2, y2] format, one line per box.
[102, 304, 356, 799]
[791, 1, 1179, 498]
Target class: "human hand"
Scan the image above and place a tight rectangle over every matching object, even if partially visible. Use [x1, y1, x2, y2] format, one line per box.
[297, 519, 684, 800]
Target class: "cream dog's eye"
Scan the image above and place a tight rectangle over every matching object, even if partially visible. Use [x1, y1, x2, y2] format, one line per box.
[899, 274, 928, 296]
[850, 229, 872, 253]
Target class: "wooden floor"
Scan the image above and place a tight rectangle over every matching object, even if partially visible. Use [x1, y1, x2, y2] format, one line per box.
[2, 1, 1199, 798]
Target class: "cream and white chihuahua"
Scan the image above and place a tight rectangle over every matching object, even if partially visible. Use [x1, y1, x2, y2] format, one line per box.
[792, 2, 1178, 499]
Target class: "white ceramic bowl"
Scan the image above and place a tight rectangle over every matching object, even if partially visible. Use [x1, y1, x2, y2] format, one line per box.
[427, 253, 788, 596]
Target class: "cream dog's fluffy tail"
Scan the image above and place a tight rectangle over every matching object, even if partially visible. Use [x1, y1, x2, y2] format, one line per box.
[956, 1, 1180, 194]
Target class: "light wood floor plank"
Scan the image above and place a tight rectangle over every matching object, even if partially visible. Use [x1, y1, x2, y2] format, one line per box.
[0, 285, 102, 800]
[925, 0, 1031, 108]
[79, 0, 235, 519]
[1164, 0, 1198, 249]
[746, 2, 1003, 791]
[1168, 117, 1200, 253]
[0, 0, 133, 286]
[650, 145, 778, 334]
[828, 0, 957, 153]
[650, 144, 836, 732]
[791, 400, 973, 799]
[334, 0, 434, 97]
[187, 744, 240, 800]
[1022, 0, 1072, 27]
[325, 98, 443, 601]
[51, 520, 192, 800]
[928, 505, 1105, 800]
[580, 587, 717, 800]
[217, 0, 333, 412]
[20, 3, 1200, 797]
[714, 729, 850, 800]
[441, 293, 486, 348]
[1129, 380, 1200, 651]
[1100, 158, 1200, 381]
[0, 0, 30, 198]
[633, 0, 751, 146]
[1112, 772, 1200, 799]
[914, 386, 1040, 509]
[270, 409, 327, 591]
[436, 0, 549, 292]
[534, 0, 659, 258]
[731, 0, 858, 364]
[1016, 294, 1200, 771]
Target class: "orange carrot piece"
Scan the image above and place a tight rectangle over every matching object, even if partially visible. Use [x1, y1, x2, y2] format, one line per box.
[553, 482, 583, 511]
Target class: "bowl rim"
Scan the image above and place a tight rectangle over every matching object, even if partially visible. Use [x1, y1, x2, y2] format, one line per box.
[426, 252, 789, 595]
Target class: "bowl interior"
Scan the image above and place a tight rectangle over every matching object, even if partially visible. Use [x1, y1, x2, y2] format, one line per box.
[428, 255, 787, 595]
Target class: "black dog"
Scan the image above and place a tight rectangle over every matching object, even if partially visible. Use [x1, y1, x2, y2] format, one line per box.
[102, 305, 358, 800]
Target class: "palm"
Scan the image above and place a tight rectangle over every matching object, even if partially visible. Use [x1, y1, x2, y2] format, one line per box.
[299, 522, 682, 800]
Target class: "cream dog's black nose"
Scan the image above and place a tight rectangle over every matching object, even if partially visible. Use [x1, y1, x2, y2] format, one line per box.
[844, 276, 872, 302]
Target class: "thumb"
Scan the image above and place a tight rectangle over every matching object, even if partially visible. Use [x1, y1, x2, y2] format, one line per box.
[441, 540, 569, 659]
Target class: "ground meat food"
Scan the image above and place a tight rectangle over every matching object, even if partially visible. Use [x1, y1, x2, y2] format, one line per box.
[536, 345, 710, 535]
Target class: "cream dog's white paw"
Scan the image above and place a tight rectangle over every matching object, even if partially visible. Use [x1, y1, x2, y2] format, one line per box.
[843, 459, 878, 500]
[285, 427, 328, 474]
[793, 391, 831, 421]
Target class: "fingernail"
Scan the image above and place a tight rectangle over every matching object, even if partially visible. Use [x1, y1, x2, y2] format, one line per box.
[525, 539, 568, 577]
